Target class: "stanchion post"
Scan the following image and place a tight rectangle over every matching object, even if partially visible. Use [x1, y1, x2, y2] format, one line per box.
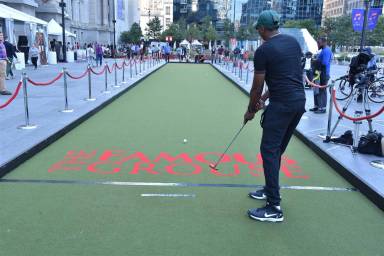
[352, 111, 363, 153]
[121, 60, 127, 84]
[85, 65, 96, 101]
[135, 59, 138, 76]
[325, 83, 335, 142]
[102, 62, 111, 94]
[61, 68, 74, 113]
[139, 59, 142, 74]
[130, 60, 133, 79]
[113, 60, 120, 88]
[18, 72, 37, 129]
[246, 68, 249, 84]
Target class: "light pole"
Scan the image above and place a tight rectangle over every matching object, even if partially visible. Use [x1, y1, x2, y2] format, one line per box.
[59, 0, 67, 62]
[359, 0, 372, 50]
[112, 0, 116, 58]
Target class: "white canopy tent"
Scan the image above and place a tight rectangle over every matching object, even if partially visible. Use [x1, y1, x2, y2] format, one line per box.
[191, 40, 202, 46]
[180, 39, 190, 48]
[47, 19, 76, 38]
[0, 4, 47, 25]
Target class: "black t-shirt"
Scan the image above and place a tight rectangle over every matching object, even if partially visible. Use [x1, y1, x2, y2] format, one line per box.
[253, 34, 305, 103]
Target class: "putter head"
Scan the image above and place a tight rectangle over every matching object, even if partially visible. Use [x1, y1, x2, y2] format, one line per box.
[209, 163, 218, 170]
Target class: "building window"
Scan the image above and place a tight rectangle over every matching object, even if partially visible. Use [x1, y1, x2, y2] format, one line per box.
[166, 6, 171, 15]
[166, 18, 171, 26]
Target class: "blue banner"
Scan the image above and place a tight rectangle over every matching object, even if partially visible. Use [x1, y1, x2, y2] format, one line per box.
[117, 0, 124, 20]
[352, 9, 364, 32]
[367, 8, 382, 30]
[352, 8, 382, 32]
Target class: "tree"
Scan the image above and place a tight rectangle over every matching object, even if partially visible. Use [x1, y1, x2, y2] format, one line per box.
[186, 23, 202, 41]
[160, 23, 185, 42]
[284, 19, 318, 38]
[222, 19, 235, 46]
[119, 31, 130, 44]
[146, 16, 163, 40]
[366, 16, 384, 46]
[205, 24, 218, 42]
[236, 26, 249, 41]
[129, 22, 143, 43]
[119, 23, 142, 44]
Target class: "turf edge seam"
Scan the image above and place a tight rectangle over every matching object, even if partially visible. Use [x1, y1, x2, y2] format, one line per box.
[210, 63, 384, 211]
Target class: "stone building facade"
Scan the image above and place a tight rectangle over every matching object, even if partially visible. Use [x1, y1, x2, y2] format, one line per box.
[0, 0, 141, 45]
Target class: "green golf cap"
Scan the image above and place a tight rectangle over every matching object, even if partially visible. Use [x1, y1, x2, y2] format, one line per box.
[255, 10, 281, 29]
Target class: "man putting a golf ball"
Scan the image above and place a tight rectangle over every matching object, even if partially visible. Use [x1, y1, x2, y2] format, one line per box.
[243, 10, 306, 222]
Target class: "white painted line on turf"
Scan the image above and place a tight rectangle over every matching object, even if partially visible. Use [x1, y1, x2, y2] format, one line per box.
[0, 179, 357, 192]
[141, 193, 196, 198]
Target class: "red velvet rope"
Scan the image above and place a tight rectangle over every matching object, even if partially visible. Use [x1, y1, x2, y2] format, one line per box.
[67, 69, 89, 80]
[90, 66, 107, 76]
[304, 76, 328, 88]
[332, 89, 384, 121]
[107, 64, 114, 73]
[0, 81, 23, 109]
[28, 72, 64, 86]
[115, 62, 124, 70]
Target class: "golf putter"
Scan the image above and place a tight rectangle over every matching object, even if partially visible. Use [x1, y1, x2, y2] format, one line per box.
[209, 122, 247, 170]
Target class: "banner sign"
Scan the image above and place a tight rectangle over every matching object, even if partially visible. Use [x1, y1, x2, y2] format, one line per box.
[352, 9, 364, 31]
[352, 8, 382, 32]
[367, 8, 382, 30]
[117, 0, 124, 20]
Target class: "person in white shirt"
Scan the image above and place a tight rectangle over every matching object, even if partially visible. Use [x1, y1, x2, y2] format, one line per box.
[86, 44, 95, 66]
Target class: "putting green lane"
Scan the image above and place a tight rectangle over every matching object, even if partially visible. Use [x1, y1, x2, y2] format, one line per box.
[0, 64, 383, 256]
[4, 64, 354, 187]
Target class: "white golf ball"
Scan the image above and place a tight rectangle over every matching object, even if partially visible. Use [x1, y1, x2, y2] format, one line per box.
[183, 139, 188, 143]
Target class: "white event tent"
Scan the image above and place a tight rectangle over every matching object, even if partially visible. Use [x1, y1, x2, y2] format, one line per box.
[47, 19, 76, 38]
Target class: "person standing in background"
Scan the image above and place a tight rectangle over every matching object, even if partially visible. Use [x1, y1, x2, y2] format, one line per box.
[4, 36, 18, 80]
[29, 44, 39, 69]
[0, 32, 12, 95]
[86, 44, 95, 66]
[313, 37, 332, 114]
[95, 44, 103, 67]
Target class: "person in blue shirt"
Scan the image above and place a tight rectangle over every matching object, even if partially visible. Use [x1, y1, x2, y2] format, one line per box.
[310, 37, 332, 114]
[164, 43, 171, 63]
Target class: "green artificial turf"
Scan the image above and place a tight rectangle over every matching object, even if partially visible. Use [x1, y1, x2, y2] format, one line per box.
[1, 64, 383, 255]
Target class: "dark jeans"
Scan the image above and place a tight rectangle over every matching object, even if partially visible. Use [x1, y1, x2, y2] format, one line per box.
[96, 54, 103, 66]
[260, 100, 306, 206]
[305, 69, 313, 86]
[313, 75, 329, 109]
[31, 57, 38, 68]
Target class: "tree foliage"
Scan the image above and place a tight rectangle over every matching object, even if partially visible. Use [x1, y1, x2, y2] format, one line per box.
[186, 23, 202, 41]
[205, 24, 218, 42]
[146, 16, 163, 40]
[236, 26, 249, 41]
[119, 22, 142, 44]
[319, 15, 384, 49]
[221, 19, 235, 45]
[283, 19, 318, 38]
[161, 23, 185, 42]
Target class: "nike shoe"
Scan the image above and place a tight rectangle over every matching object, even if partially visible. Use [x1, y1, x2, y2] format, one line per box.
[248, 188, 267, 200]
[248, 203, 284, 222]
